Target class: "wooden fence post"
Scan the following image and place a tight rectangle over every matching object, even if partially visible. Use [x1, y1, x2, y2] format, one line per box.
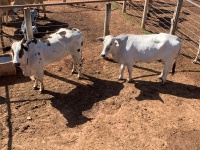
[104, 3, 111, 36]
[122, 0, 127, 13]
[170, 0, 183, 35]
[141, 0, 149, 29]
[0, 17, 5, 53]
[24, 7, 33, 40]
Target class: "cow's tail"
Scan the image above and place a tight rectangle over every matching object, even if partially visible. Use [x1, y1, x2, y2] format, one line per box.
[172, 37, 182, 75]
[172, 61, 176, 75]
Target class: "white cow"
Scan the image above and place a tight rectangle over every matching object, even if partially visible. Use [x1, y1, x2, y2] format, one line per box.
[193, 40, 200, 63]
[10, 28, 83, 93]
[97, 33, 181, 83]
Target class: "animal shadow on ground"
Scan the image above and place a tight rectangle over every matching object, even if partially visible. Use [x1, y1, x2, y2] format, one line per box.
[134, 80, 200, 102]
[35, 18, 69, 38]
[0, 75, 31, 150]
[43, 71, 124, 128]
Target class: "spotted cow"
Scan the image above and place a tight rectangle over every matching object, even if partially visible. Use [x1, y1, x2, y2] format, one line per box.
[10, 28, 83, 93]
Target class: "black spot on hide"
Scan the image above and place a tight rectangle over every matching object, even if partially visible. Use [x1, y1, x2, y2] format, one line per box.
[27, 38, 37, 45]
[40, 38, 51, 46]
[48, 36, 52, 38]
[19, 49, 24, 58]
[77, 49, 80, 52]
[38, 52, 40, 55]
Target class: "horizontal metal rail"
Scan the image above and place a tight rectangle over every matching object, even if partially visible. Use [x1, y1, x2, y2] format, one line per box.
[0, 0, 124, 8]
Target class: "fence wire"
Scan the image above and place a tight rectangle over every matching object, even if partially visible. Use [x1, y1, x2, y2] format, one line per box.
[123, 0, 200, 60]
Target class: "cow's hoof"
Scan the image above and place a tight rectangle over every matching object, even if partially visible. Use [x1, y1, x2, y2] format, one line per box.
[193, 60, 197, 64]
[160, 79, 166, 84]
[158, 75, 163, 79]
[118, 77, 123, 81]
[78, 75, 83, 80]
[71, 71, 76, 75]
[39, 90, 44, 94]
[33, 87, 38, 90]
[127, 79, 133, 83]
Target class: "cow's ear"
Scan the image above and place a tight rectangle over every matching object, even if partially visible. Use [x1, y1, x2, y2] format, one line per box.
[96, 37, 104, 42]
[114, 40, 120, 47]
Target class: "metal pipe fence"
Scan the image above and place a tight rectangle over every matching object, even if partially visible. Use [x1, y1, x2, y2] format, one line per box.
[121, 0, 200, 61]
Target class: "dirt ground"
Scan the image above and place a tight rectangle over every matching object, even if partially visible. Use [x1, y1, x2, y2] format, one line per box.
[0, 1, 200, 150]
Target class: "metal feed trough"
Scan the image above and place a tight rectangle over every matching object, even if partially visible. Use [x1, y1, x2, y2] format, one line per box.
[0, 54, 16, 77]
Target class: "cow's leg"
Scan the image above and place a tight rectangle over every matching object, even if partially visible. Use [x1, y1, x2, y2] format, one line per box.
[193, 45, 200, 63]
[33, 76, 38, 90]
[158, 69, 164, 79]
[71, 54, 83, 79]
[42, 6, 46, 18]
[38, 74, 44, 93]
[39, 80, 44, 93]
[34, 71, 44, 93]
[72, 49, 82, 79]
[118, 64, 125, 80]
[193, 56, 199, 63]
[5, 11, 8, 25]
[127, 63, 133, 82]
[76, 58, 83, 79]
[158, 62, 164, 79]
[71, 57, 77, 75]
[161, 61, 173, 84]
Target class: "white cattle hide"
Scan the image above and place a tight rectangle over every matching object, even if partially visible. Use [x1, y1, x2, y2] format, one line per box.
[98, 33, 181, 83]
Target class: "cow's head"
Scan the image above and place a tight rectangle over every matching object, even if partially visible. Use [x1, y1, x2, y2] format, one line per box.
[97, 35, 120, 58]
[31, 9, 39, 25]
[10, 38, 29, 67]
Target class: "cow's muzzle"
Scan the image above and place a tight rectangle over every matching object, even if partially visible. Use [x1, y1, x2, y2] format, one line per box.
[13, 63, 20, 67]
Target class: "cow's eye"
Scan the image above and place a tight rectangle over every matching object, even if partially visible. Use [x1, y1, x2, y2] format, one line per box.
[110, 43, 112, 46]
[19, 49, 24, 58]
